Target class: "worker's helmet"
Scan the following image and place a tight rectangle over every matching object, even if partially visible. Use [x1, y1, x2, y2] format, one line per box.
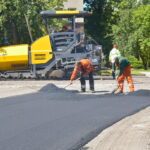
[113, 44, 118, 48]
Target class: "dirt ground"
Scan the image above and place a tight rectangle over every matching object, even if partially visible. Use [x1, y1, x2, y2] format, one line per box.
[1, 75, 150, 98]
[0, 75, 150, 150]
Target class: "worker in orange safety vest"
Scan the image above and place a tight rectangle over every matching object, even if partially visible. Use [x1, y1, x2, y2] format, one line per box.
[112, 56, 134, 94]
[70, 59, 95, 92]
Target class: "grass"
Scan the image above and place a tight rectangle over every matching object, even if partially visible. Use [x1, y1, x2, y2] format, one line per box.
[131, 68, 150, 75]
[98, 68, 150, 76]
[98, 69, 112, 76]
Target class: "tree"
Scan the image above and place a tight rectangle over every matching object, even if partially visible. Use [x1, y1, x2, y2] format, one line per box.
[111, 9, 134, 56]
[130, 5, 150, 69]
[0, 0, 66, 46]
[84, 0, 122, 58]
[111, 0, 150, 69]
[110, 0, 140, 55]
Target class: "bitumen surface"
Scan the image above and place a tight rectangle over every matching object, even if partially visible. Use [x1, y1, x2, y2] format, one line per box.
[0, 84, 150, 150]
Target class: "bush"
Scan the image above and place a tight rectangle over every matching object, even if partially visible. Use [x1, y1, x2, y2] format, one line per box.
[127, 56, 143, 68]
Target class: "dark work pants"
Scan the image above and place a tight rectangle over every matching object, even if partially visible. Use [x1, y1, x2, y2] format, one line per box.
[111, 62, 116, 79]
[112, 71, 116, 79]
[80, 72, 94, 91]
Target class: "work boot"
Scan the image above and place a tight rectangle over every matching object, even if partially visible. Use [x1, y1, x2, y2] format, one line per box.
[89, 89, 95, 93]
[81, 84, 86, 92]
[81, 88, 86, 92]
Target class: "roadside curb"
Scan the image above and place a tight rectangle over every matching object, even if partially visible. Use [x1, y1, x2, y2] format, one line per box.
[141, 72, 150, 77]
[82, 106, 150, 150]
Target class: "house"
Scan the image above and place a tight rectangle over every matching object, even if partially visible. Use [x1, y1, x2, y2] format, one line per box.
[63, 0, 84, 31]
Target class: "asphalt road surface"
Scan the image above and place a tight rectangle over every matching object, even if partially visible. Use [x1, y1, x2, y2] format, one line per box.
[0, 84, 149, 150]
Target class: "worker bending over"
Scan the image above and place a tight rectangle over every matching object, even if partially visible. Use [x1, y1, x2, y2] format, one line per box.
[113, 56, 134, 94]
[70, 59, 94, 92]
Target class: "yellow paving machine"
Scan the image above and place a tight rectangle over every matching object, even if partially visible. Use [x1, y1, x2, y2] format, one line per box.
[0, 10, 102, 79]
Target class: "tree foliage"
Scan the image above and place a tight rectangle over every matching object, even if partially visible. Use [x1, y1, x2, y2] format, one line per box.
[111, 0, 150, 69]
[84, 0, 150, 69]
[84, 0, 122, 57]
[0, 0, 66, 46]
[131, 5, 150, 69]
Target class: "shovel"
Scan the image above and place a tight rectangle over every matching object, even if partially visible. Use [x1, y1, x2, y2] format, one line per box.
[111, 77, 119, 94]
[64, 77, 80, 89]
[64, 82, 72, 89]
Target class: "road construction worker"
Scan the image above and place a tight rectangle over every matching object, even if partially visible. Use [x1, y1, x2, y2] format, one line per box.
[70, 59, 94, 92]
[113, 56, 134, 94]
[109, 44, 121, 79]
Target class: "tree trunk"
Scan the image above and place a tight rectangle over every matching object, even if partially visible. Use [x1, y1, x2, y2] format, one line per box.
[143, 63, 148, 70]
[11, 22, 18, 44]
[140, 55, 148, 70]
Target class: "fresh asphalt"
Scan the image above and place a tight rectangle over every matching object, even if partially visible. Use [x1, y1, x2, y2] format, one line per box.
[0, 84, 149, 150]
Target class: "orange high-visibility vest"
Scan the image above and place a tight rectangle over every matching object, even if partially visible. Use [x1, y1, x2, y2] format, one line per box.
[70, 59, 93, 81]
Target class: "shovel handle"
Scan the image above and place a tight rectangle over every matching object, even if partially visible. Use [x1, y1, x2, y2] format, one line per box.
[64, 83, 71, 89]
[64, 77, 80, 89]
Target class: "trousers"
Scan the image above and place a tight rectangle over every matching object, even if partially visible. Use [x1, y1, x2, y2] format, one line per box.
[80, 72, 94, 91]
[117, 65, 134, 92]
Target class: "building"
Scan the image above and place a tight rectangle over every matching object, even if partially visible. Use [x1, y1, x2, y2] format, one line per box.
[64, 0, 83, 10]
[63, 0, 84, 31]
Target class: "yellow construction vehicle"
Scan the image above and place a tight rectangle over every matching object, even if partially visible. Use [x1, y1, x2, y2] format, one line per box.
[0, 34, 53, 78]
[0, 10, 102, 79]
